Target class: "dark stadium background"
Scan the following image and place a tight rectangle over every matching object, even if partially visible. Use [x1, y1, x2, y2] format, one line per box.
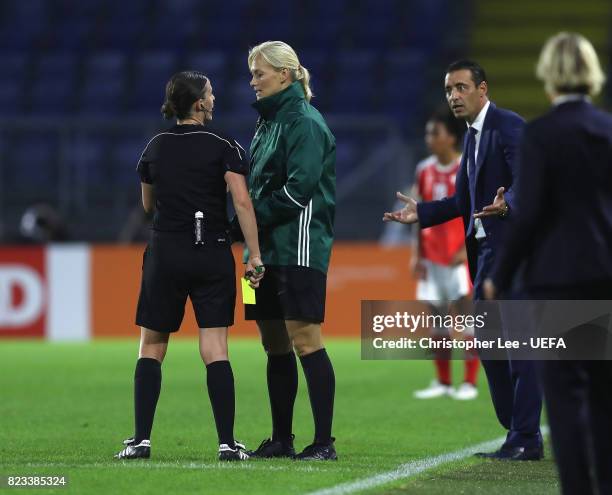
[1, 0, 607, 243]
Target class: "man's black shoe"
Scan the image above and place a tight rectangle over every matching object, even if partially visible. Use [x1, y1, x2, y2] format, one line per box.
[114, 439, 151, 459]
[247, 435, 295, 458]
[294, 438, 337, 461]
[474, 448, 504, 459]
[475, 445, 543, 461]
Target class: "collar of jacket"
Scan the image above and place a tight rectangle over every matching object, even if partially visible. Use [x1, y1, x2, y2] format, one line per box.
[252, 81, 304, 120]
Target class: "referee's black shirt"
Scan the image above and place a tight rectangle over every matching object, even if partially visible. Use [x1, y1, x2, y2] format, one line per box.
[136, 124, 248, 232]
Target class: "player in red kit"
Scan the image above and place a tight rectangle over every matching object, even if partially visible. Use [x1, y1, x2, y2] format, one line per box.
[411, 108, 479, 400]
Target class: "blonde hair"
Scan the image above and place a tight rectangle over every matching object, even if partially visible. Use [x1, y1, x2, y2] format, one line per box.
[248, 41, 313, 101]
[536, 32, 606, 97]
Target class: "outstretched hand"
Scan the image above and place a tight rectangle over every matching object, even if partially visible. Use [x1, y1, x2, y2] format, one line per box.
[474, 187, 508, 218]
[383, 192, 419, 224]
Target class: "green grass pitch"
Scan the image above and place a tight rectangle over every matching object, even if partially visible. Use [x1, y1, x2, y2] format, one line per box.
[0, 339, 559, 494]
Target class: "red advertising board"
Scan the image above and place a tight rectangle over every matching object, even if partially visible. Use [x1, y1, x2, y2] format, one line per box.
[0, 247, 46, 338]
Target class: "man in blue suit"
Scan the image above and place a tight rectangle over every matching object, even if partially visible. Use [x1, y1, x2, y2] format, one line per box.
[384, 60, 543, 460]
[488, 33, 612, 494]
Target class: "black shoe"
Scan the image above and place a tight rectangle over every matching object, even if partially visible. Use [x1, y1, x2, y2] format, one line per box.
[219, 442, 249, 461]
[474, 448, 505, 459]
[247, 436, 295, 458]
[115, 439, 151, 459]
[294, 438, 337, 461]
[475, 445, 543, 461]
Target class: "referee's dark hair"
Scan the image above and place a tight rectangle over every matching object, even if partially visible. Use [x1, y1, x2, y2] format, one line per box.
[161, 71, 209, 120]
[446, 59, 487, 87]
[429, 106, 466, 151]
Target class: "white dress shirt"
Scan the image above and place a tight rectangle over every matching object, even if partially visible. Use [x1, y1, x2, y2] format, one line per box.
[467, 100, 490, 239]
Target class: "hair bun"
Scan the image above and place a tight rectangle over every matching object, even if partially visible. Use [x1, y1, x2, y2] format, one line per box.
[161, 100, 177, 119]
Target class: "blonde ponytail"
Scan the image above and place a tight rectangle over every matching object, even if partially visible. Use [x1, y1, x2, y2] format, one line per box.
[294, 65, 312, 101]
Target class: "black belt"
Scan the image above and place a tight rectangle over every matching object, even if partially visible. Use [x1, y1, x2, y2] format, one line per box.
[151, 230, 230, 243]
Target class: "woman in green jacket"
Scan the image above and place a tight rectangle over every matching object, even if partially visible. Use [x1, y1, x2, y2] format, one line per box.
[245, 41, 337, 460]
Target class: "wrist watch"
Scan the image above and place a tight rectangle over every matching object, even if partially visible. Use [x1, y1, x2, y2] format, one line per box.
[499, 203, 509, 218]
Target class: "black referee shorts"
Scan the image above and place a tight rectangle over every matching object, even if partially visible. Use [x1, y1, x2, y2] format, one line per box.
[244, 265, 327, 323]
[136, 231, 236, 332]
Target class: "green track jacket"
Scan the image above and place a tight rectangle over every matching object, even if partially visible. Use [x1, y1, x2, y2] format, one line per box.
[247, 82, 336, 274]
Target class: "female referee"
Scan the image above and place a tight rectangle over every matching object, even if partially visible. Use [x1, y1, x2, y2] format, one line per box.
[114, 71, 264, 462]
[244, 41, 337, 460]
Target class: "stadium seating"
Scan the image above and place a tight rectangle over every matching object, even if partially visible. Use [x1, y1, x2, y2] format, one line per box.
[126, 51, 178, 116]
[0, 0, 444, 118]
[0, 0, 464, 241]
[0, 53, 26, 115]
[186, 51, 229, 82]
[5, 135, 59, 196]
[71, 135, 109, 188]
[78, 52, 127, 116]
[29, 53, 78, 115]
[470, 0, 610, 117]
[108, 138, 148, 187]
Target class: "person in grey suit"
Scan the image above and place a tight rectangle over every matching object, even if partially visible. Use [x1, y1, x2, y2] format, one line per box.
[487, 32, 612, 495]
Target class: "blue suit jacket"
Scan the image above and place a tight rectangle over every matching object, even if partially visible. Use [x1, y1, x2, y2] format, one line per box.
[492, 100, 612, 293]
[416, 102, 525, 280]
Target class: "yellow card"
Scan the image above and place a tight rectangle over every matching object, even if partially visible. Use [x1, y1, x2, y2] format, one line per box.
[241, 277, 256, 304]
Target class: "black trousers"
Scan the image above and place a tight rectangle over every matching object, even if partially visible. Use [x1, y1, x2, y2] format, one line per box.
[529, 283, 612, 495]
[472, 238, 543, 449]
[539, 359, 612, 495]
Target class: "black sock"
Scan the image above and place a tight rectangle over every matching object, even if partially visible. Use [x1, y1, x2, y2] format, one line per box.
[300, 348, 335, 445]
[134, 357, 162, 443]
[206, 360, 235, 447]
[267, 352, 298, 442]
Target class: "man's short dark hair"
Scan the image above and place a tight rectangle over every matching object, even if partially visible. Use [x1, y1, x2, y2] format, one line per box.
[446, 59, 487, 86]
[429, 106, 466, 150]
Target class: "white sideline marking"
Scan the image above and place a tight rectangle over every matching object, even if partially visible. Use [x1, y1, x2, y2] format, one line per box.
[12, 427, 550, 493]
[307, 426, 550, 495]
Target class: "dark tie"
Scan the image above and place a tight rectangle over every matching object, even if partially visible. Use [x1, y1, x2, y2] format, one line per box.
[466, 126, 478, 236]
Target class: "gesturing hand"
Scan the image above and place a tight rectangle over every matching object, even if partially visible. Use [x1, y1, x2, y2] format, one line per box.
[474, 187, 508, 218]
[382, 192, 419, 224]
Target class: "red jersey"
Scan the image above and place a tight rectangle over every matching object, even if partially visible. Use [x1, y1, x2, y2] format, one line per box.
[416, 155, 465, 265]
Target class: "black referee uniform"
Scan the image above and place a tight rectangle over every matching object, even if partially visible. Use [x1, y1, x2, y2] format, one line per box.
[135, 124, 247, 332]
